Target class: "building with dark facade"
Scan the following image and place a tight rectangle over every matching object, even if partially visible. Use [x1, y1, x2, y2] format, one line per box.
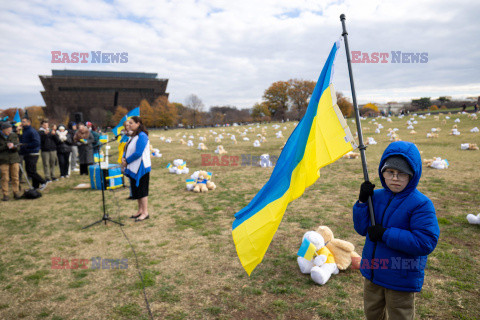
[39, 70, 168, 124]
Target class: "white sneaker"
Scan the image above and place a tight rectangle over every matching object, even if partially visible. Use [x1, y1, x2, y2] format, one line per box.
[73, 168, 80, 172]
[38, 180, 51, 191]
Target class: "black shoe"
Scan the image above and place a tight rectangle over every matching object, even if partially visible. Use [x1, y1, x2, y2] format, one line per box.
[135, 215, 149, 222]
[129, 214, 141, 219]
[14, 193, 22, 200]
[2, 195, 9, 201]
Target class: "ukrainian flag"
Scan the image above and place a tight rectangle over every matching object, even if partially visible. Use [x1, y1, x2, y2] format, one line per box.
[112, 107, 140, 137]
[13, 109, 21, 126]
[232, 40, 356, 275]
[117, 134, 130, 164]
[297, 238, 317, 261]
[99, 135, 108, 144]
[94, 153, 104, 163]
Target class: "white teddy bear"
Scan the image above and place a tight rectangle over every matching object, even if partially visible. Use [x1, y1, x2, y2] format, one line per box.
[466, 213, 480, 224]
[259, 154, 273, 167]
[297, 231, 339, 285]
[168, 159, 189, 174]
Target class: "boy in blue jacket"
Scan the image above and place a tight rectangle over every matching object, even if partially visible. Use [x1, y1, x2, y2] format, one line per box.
[353, 141, 440, 320]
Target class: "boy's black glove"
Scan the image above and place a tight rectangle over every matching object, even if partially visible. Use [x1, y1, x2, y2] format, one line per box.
[359, 181, 375, 203]
[368, 225, 386, 242]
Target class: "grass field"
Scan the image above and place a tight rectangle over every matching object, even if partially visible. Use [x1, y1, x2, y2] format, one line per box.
[1, 111, 479, 320]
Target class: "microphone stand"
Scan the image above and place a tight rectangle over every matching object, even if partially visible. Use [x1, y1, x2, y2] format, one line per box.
[82, 136, 124, 229]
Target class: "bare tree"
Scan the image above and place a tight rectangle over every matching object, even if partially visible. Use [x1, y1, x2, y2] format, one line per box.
[185, 94, 204, 128]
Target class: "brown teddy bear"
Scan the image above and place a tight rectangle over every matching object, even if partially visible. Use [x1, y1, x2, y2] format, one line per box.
[343, 151, 360, 159]
[316, 226, 361, 270]
[192, 170, 216, 193]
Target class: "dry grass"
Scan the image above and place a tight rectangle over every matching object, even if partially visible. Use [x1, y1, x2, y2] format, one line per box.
[0, 112, 479, 319]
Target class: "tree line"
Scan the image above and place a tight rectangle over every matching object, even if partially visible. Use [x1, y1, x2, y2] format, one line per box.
[21, 80, 480, 128]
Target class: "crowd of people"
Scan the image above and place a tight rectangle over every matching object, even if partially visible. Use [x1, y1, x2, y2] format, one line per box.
[1, 115, 151, 223]
[0, 117, 103, 201]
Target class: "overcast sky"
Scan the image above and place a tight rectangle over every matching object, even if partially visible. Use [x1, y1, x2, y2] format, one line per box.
[1, 0, 479, 110]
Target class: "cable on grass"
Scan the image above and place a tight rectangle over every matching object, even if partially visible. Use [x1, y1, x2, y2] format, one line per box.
[111, 188, 155, 320]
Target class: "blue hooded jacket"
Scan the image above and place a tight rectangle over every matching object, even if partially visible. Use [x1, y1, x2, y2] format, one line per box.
[353, 141, 440, 292]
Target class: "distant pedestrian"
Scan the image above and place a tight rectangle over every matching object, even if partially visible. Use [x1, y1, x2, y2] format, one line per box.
[38, 120, 58, 181]
[19, 117, 49, 190]
[0, 122, 22, 200]
[68, 122, 79, 172]
[55, 125, 72, 178]
[74, 123, 95, 175]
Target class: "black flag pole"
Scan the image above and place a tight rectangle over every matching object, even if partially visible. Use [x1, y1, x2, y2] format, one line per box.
[340, 14, 376, 225]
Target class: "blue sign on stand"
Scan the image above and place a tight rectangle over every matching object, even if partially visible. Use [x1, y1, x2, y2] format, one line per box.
[88, 164, 124, 190]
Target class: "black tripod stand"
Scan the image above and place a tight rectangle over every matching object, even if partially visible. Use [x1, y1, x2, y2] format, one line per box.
[83, 138, 124, 229]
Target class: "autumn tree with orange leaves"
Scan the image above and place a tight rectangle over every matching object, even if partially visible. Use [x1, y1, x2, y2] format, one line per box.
[288, 79, 316, 120]
[112, 106, 128, 126]
[263, 81, 289, 121]
[336, 92, 354, 118]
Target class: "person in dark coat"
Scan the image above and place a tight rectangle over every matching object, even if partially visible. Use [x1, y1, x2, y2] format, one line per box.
[54, 125, 73, 178]
[38, 120, 58, 181]
[0, 122, 22, 200]
[19, 117, 49, 190]
[68, 122, 79, 172]
[73, 123, 94, 175]
[354, 141, 440, 320]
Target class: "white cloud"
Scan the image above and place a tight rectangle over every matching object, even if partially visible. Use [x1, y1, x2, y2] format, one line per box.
[0, 0, 479, 110]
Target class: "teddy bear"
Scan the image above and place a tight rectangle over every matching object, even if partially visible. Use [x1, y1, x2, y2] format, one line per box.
[150, 145, 162, 158]
[316, 226, 361, 270]
[259, 154, 273, 167]
[168, 159, 189, 174]
[461, 143, 479, 150]
[365, 137, 377, 145]
[423, 157, 449, 169]
[297, 230, 339, 285]
[450, 128, 460, 135]
[389, 133, 401, 142]
[215, 145, 227, 154]
[343, 151, 360, 159]
[191, 170, 216, 193]
[466, 213, 480, 224]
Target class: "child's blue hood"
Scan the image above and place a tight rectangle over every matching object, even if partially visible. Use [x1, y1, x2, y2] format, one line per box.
[378, 141, 422, 194]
